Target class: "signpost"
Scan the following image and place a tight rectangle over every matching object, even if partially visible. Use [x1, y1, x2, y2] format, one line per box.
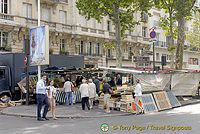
[150, 30, 156, 72]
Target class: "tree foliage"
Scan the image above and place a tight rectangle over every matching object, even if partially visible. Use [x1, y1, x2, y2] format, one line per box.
[76, 0, 152, 67]
[187, 12, 200, 51]
[76, 0, 152, 35]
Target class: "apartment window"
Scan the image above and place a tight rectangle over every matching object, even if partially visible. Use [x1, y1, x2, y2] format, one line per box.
[80, 41, 84, 54]
[41, 8, 50, 21]
[107, 49, 112, 57]
[0, 32, 8, 47]
[185, 27, 189, 31]
[0, 0, 9, 14]
[60, 39, 66, 50]
[107, 21, 111, 31]
[23, 3, 32, 18]
[167, 55, 170, 61]
[80, 15, 87, 27]
[156, 33, 160, 41]
[88, 42, 92, 55]
[153, 20, 159, 27]
[97, 18, 103, 29]
[142, 27, 147, 37]
[166, 36, 171, 46]
[156, 53, 159, 61]
[96, 43, 101, 55]
[91, 19, 96, 28]
[188, 58, 198, 65]
[59, 11, 67, 24]
[59, 0, 68, 3]
[142, 12, 148, 21]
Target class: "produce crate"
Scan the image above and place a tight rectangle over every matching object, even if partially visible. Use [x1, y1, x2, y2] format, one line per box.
[120, 100, 132, 113]
[121, 95, 133, 101]
[109, 100, 116, 108]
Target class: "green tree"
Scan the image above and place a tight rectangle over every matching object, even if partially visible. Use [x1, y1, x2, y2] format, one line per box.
[187, 12, 200, 51]
[154, 0, 177, 68]
[155, 0, 196, 69]
[76, 0, 152, 68]
[174, 0, 196, 69]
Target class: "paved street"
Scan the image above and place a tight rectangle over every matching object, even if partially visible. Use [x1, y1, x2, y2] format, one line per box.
[0, 103, 200, 134]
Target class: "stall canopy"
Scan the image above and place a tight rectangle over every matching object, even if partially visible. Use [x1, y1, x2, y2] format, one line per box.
[98, 67, 145, 74]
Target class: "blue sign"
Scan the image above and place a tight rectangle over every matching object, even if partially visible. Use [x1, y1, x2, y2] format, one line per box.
[150, 31, 156, 39]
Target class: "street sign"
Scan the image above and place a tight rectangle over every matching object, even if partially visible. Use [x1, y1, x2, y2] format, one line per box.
[24, 57, 27, 65]
[150, 31, 156, 39]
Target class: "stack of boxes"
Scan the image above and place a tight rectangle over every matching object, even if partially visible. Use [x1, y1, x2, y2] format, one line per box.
[120, 95, 133, 112]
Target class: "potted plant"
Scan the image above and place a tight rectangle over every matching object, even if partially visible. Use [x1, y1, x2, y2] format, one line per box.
[49, 48, 54, 54]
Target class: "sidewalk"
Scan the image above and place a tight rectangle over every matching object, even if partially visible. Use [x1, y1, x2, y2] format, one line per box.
[0, 104, 131, 119]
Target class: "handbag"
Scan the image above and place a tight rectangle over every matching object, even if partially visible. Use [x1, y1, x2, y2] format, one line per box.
[71, 83, 74, 92]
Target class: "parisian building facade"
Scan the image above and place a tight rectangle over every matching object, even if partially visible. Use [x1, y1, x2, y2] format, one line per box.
[0, 0, 200, 69]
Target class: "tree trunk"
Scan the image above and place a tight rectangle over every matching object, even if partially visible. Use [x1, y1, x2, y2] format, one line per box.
[169, 11, 175, 68]
[113, 3, 122, 68]
[175, 17, 185, 70]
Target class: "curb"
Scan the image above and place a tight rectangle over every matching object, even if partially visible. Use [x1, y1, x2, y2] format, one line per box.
[0, 109, 132, 119]
[180, 100, 200, 107]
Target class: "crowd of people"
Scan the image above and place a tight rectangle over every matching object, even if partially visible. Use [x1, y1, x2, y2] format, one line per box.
[35, 74, 143, 121]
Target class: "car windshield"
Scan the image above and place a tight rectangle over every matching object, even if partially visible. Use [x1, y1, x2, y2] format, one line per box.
[0, 69, 5, 80]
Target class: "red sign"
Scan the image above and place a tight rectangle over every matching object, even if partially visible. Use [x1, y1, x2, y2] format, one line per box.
[24, 57, 27, 65]
[150, 31, 156, 39]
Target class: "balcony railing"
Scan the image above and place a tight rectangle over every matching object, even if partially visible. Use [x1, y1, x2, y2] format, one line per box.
[0, 13, 14, 21]
[80, 53, 102, 57]
[154, 41, 168, 48]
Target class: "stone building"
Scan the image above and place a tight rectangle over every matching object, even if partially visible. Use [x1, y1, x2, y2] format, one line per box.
[0, 0, 200, 69]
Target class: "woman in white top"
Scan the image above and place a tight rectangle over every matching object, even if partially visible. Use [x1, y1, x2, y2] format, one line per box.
[47, 79, 58, 120]
[134, 79, 144, 115]
[63, 77, 74, 106]
[79, 79, 90, 110]
[88, 79, 96, 109]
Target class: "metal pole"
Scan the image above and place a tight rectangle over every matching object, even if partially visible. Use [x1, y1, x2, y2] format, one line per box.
[153, 42, 155, 73]
[106, 50, 108, 67]
[25, 39, 30, 105]
[38, 0, 41, 80]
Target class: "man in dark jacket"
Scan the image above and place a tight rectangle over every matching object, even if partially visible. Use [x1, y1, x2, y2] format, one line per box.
[93, 77, 100, 94]
[116, 74, 122, 86]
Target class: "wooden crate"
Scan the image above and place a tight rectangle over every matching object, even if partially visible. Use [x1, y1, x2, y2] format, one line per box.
[120, 101, 132, 113]
[121, 95, 133, 101]
[153, 91, 172, 111]
[141, 94, 158, 114]
[109, 100, 116, 108]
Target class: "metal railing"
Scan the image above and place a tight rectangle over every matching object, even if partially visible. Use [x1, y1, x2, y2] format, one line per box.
[0, 13, 14, 21]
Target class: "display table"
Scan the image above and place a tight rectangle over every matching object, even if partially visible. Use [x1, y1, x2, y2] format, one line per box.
[55, 91, 81, 103]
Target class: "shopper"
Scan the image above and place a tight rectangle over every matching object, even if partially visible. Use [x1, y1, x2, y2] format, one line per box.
[63, 77, 74, 106]
[47, 79, 58, 120]
[109, 76, 116, 87]
[134, 79, 144, 115]
[88, 79, 96, 109]
[116, 74, 122, 86]
[102, 80, 111, 113]
[79, 79, 90, 110]
[93, 77, 100, 94]
[36, 74, 50, 121]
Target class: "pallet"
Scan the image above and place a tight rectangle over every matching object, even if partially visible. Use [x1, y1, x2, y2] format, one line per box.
[152, 91, 172, 111]
[141, 94, 158, 113]
[166, 92, 181, 108]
